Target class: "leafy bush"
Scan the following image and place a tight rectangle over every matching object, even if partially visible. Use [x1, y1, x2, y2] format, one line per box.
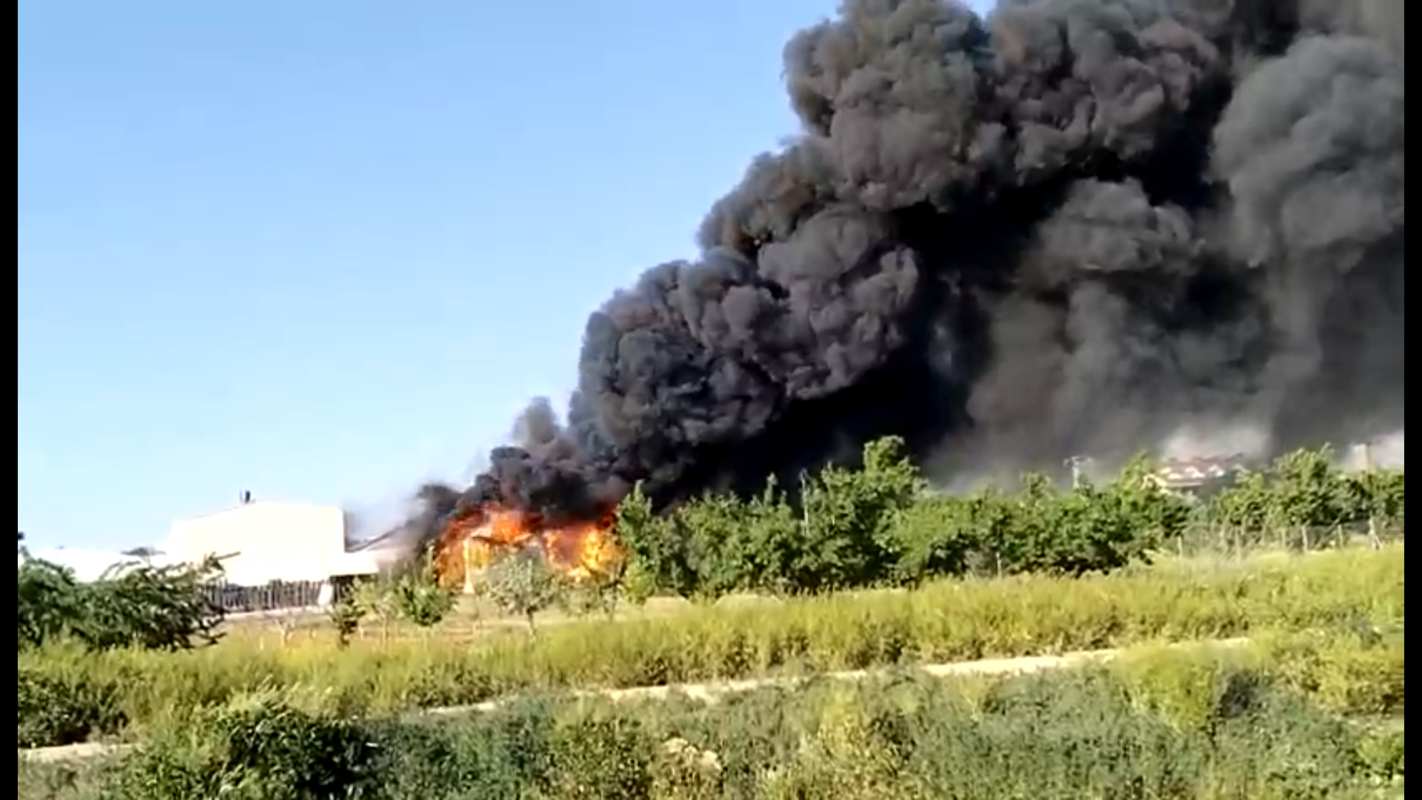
[17, 557, 85, 649]
[17, 555, 225, 652]
[327, 592, 366, 649]
[546, 714, 652, 799]
[17, 668, 127, 747]
[391, 555, 457, 631]
[791, 436, 922, 591]
[92, 659, 1398, 800]
[73, 557, 226, 651]
[107, 693, 378, 800]
[353, 574, 403, 641]
[1357, 727, 1405, 782]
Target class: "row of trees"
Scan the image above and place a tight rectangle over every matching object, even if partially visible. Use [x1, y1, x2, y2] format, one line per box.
[1207, 447, 1405, 550]
[327, 550, 622, 644]
[614, 438, 1191, 599]
[614, 438, 1405, 600]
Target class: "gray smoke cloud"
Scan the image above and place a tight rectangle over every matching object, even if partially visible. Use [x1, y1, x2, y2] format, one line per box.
[399, 0, 1404, 543]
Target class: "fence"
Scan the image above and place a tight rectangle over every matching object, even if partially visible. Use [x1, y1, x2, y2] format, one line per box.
[200, 579, 326, 613]
[1173, 519, 1404, 557]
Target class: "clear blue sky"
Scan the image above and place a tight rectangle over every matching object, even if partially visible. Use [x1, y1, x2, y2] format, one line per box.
[19, 0, 996, 551]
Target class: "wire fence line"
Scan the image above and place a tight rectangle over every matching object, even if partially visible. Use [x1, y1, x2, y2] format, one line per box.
[1172, 519, 1404, 557]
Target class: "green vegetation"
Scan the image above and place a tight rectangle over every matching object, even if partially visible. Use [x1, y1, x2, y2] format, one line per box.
[20, 636, 1405, 799]
[477, 549, 565, 635]
[17, 549, 225, 653]
[326, 593, 366, 649]
[1207, 446, 1405, 551]
[16, 442, 1404, 800]
[17, 546, 1401, 747]
[618, 438, 1401, 599]
[388, 555, 458, 631]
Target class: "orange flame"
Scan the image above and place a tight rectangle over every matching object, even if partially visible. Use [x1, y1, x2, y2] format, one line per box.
[434, 504, 624, 591]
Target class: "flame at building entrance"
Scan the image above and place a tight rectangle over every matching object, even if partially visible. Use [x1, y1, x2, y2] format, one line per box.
[433, 504, 624, 591]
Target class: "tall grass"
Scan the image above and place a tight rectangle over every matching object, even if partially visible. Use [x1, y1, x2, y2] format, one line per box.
[19, 545, 1402, 746]
[26, 645, 1407, 800]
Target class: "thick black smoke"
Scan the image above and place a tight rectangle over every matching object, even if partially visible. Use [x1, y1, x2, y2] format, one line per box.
[407, 0, 1404, 540]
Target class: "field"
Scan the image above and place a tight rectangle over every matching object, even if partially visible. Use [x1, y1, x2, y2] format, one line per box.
[19, 543, 1405, 799]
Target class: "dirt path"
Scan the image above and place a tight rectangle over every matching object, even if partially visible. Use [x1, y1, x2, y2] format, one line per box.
[20, 637, 1250, 765]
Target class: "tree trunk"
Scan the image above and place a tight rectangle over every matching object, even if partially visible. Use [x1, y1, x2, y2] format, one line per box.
[526, 611, 537, 638]
[1369, 515, 1381, 550]
[1300, 525, 1310, 553]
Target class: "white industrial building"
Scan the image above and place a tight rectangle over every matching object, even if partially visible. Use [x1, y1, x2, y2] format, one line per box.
[164, 496, 406, 593]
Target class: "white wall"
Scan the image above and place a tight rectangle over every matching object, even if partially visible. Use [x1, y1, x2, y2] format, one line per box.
[166, 501, 348, 586]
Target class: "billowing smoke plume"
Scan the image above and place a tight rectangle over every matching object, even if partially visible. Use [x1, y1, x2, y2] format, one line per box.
[406, 0, 1404, 542]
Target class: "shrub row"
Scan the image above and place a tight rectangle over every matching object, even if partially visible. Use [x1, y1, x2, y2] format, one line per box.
[619, 438, 1196, 598]
[31, 642, 1405, 800]
[18, 546, 1402, 747]
[617, 438, 1404, 599]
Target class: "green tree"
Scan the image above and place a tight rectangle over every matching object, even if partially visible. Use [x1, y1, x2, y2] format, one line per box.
[479, 549, 565, 636]
[1000, 472, 1060, 574]
[1111, 455, 1191, 546]
[1345, 468, 1405, 547]
[353, 575, 402, 642]
[677, 491, 752, 600]
[1212, 470, 1276, 550]
[17, 556, 84, 649]
[392, 554, 458, 632]
[795, 436, 924, 590]
[880, 494, 976, 585]
[614, 482, 695, 598]
[1269, 446, 1351, 549]
[326, 591, 366, 649]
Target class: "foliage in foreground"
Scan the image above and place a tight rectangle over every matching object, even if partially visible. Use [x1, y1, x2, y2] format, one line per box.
[32, 649, 1406, 800]
[17, 546, 1401, 747]
[17, 553, 225, 652]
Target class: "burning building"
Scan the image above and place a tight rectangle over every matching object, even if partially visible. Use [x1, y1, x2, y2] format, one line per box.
[433, 504, 624, 592]
[391, 0, 1404, 562]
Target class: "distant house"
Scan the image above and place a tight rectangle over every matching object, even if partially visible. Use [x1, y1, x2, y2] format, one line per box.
[1146, 454, 1250, 497]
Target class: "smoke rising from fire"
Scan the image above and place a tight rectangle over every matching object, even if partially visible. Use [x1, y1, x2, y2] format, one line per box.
[405, 0, 1404, 542]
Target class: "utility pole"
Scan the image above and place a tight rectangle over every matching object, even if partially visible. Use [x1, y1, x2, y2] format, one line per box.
[1358, 438, 1380, 550]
